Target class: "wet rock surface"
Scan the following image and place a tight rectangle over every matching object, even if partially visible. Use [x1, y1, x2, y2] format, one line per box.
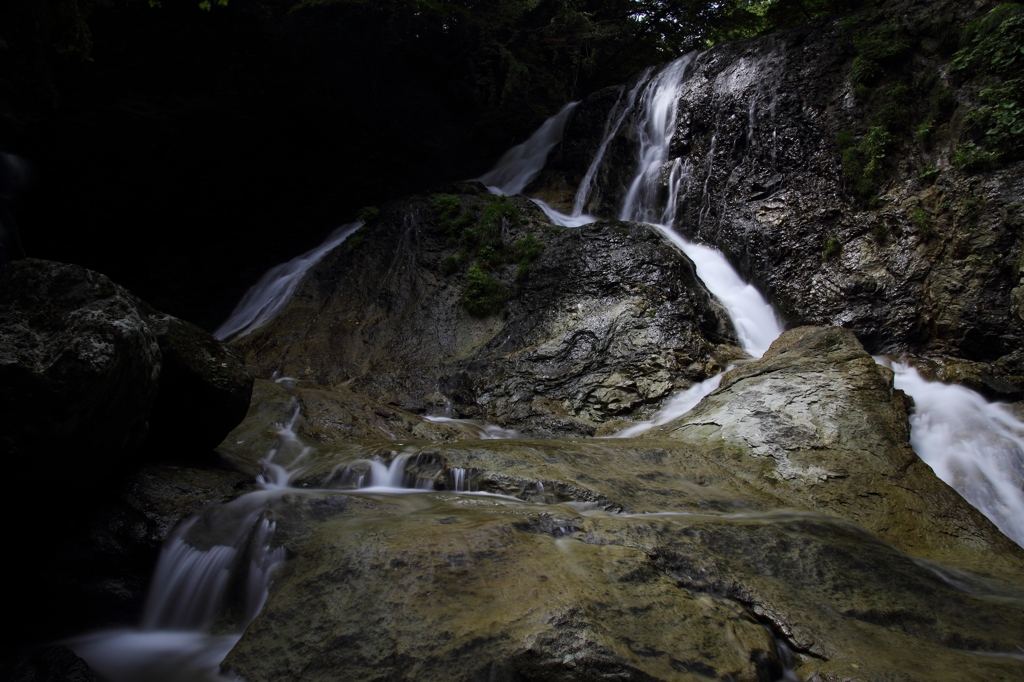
[653, 326, 1024, 573]
[230, 188, 741, 437]
[208, 326, 1024, 682]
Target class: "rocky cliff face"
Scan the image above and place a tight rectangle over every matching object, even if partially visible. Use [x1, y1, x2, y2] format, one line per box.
[532, 0, 1024, 394]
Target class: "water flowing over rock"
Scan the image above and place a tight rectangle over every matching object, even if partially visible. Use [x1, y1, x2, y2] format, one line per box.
[211, 326, 1024, 682]
[33, 1, 1024, 679]
[532, 10, 1024, 388]
[652, 326, 1022, 572]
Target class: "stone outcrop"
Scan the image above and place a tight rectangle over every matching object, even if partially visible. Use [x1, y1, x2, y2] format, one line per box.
[652, 326, 1022, 574]
[0, 258, 254, 653]
[230, 186, 742, 437]
[0, 259, 161, 472]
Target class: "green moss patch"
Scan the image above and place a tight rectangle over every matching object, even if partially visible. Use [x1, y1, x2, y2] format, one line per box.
[431, 193, 544, 317]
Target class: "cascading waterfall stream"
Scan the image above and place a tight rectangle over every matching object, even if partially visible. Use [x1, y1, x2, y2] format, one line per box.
[888, 362, 1024, 547]
[571, 68, 653, 217]
[214, 222, 362, 341]
[66, 402, 309, 682]
[619, 55, 695, 225]
[66, 395, 524, 681]
[477, 102, 578, 197]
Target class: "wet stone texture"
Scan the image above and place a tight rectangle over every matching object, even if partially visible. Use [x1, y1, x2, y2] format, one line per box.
[212, 326, 1024, 682]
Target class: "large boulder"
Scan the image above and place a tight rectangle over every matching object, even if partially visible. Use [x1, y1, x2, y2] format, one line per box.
[0, 259, 161, 473]
[0, 258, 253, 476]
[651, 326, 1023, 576]
[230, 187, 742, 437]
[146, 312, 254, 453]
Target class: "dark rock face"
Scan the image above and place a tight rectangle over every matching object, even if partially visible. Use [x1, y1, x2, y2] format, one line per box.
[146, 313, 254, 452]
[532, 2, 1024, 388]
[0, 259, 161, 474]
[2, 646, 98, 682]
[0, 258, 254, 473]
[231, 189, 741, 437]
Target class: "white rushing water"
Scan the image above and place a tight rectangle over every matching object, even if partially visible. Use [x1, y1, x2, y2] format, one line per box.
[611, 374, 724, 438]
[214, 222, 361, 340]
[477, 102, 578, 196]
[475, 54, 781, 437]
[571, 68, 653, 216]
[424, 415, 520, 440]
[614, 54, 782, 359]
[890, 363, 1024, 547]
[619, 55, 695, 225]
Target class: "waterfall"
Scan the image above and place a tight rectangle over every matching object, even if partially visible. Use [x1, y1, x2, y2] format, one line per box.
[520, 56, 1021, 548]
[477, 102, 578, 197]
[571, 69, 653, 217]
[619, 55, 695, 225]
[68, 47, 1024, 682]
[214, 222, 361, 341]
[615, 54, 783, 358]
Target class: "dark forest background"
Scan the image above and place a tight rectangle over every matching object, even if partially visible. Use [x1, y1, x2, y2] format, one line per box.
[0, 0, 857, 329]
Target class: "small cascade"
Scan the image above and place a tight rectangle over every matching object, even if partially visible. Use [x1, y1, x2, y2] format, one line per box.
[611, 374, 723, 438]
[697, 129, 719, 235]
[140, 518, 240, 631]
[336, 453, 438, 491]
[771, 632, 801, 682]
[661, 157, 692, 229]
[449, 467, 471, 492]
[424, 415, 520, 440]
[619, 54, 695, 225]
[478, 102, 578, 196]
[531, 198, 597, 228]
[214, 222, 361, 340]
[571, 69, 653, 216]
[655, 233, 782, 358]
[245, 518, 288, 624]
[73, 495, 288, 682]
[890, 363, 1024, 547]
[257, 401, 310, 489]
